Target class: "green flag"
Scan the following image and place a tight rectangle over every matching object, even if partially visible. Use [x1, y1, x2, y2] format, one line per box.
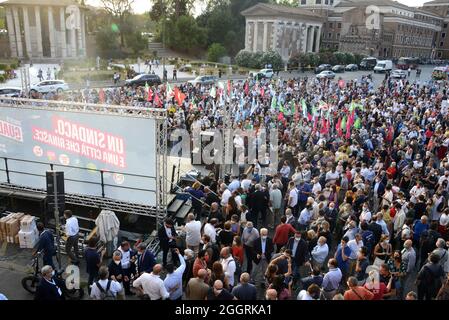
[354, 117, 362, 129]
[271, 95, 277, 110]
[341, 116, 347, 130]
[301, 99, 307, 118]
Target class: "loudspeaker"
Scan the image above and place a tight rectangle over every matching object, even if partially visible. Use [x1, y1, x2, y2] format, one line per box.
[46, 171, 65, 215]
[46, 171, 65, 195]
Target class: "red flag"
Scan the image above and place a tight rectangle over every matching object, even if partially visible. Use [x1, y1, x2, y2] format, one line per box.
[244, 81, 249, 95]
[336, 117, 342, 137]
[154, 94, 162, 107]
[147, 88, 153, 102]
[174, 87, 186, 106]
[320, 118, 329, 135]
[346, 111, 354, 139]
[227, 80, 232, 96]
[307, 113, 312, 122]
[99, 89, 105, 104]
[260, 87, 265, 97]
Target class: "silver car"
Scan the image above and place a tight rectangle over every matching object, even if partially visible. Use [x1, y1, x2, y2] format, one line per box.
[29, 80, 69, 94]
[188, 75, 218, 86]
[0, 87, 22, 97]
[316, 70, 336, 79]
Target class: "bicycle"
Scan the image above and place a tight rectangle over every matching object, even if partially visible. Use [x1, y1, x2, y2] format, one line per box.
[21, 251, 84, 300]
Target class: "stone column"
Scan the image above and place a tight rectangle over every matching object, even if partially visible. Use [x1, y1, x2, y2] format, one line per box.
[22, 7, 32, 58]
[70, 28, 76, 57]
[81, 11, 87, 56]
[314, 26, 322, 53]
[253, 21, 259, 52]
[35, 6, 43, 57]
[60, 7, 67, 58]
[48, 7, 56, 57]
[12, 7, 23, 57]
[272, 21, 278, 52]
[263, 21, 268, 52]
[307, 25, 314, 53]
[245, 21, 250, 50]
[77, 22, 83, 57]
[5, 7, 17, 57]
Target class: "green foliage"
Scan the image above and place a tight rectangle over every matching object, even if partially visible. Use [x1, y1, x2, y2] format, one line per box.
[0, 64, 8, 71]
[95, 27, 123, 58]
[235, 50, 283, 70]
[125, 31, 147, 54]
[0, 75, 5, 83]
[207, 43, 227, 62]
[165, 15, 207, 53]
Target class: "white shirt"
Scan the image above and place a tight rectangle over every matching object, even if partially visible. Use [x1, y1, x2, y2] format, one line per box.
[185, 220, 202, 247]
[440, 213, 449, 227]
[297, 290, 316, 300]
[288, 188, 298, 207]
[164, 254, 186, 300]
[133, 272, 170, 300]
[359, 209, 372, 224]
[118, 247, 131, 269]
[65, 216, 79, 237]
[90, 279, 122, 300]
[228, 180, 240, 193]
[165, 226, 173, 239]
[221, 256, 236, 286]
[312, 183, 322, 196]
[241, 179, 252, 191]
[221, 189, 232, 206]
[311, 243, 329, 264]
[347, 239, 364, 260]
[203, 223, 217, 243]
[393, 209, 406, 232]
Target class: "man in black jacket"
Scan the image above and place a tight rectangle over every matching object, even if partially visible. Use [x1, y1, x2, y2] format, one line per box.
[247, 184, 269, 228]
[35, 265, 65, 301]
[157, 218, 178, 267]
[136, 243, 156, 275]
[286, 230, 309, 286]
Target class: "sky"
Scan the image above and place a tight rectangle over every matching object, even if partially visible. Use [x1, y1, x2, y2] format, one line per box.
[84, 0, 430, 15]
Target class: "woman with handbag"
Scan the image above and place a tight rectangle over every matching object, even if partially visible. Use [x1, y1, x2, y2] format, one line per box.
[373, 235, 393, 268]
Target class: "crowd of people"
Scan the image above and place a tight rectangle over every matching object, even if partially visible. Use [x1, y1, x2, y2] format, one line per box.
[19, 66, 449, 301]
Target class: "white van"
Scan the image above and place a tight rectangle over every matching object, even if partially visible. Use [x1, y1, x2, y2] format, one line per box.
[374, 60, 393, 73]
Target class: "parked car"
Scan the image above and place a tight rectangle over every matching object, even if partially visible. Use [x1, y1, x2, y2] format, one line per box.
[314, 64, 332, 74]
[258, 68, 274, 79]
[316, 70, 336, 79]
[345, 64, 359, 71]
[188, 75, 217, 86]
[29, 80, 69, 94]
[179, 64, 192, 72]
[332, 65, 345, 73]
[374, 60, 393, 73]
[0, 87, 22, 97]
[125, 74, 161, 87]
[390, 69, 407, 79]
[359, 57, 378, 70]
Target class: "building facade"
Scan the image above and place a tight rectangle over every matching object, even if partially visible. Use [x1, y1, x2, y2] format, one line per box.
[241, 3, 324, 62]
[2, 0, 87, 59]
[423, 0, 449, 59]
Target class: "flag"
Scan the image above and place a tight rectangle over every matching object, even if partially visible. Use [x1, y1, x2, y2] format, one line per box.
[341, 116, 347, 131]
[301, 99, 308, 118]
[271, 95, 277, 110]
[250, 97, 258, 115]
[227, 80, 232, 96]
[336, 117, 342, 137]
[174, 87, 186, 106]
[99, 88, 105, 104]
[244, 81, 249, 95]
[354, 117, 362, 129]
[318, 100, 328, 111]
[210, 86, 217, 98]
[145, 82, 153, 102]
[166, 83, 173, 101]
[154, 94, 162, 107]
[260, 87, 265, 97]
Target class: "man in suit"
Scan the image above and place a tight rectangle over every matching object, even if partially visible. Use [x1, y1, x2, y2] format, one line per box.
[35, 265, 65, 301]
[286, 230, 309, 287]
[158, 218, 178, 267]
[247, 184, 269, 228]
[34, 222, 55, 268]
[372, 176, 385, 214]
[252, 228, 274, 286]
[136, 243, 156, 276]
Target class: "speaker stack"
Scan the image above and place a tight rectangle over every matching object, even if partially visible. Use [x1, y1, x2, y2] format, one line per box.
[46, 171, 65, 216]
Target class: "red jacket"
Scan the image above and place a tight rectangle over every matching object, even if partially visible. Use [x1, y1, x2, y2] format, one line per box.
[273, 223, 297, 245]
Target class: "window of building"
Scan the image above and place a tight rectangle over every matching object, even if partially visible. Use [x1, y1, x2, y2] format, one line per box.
[328, 33, 332, 39]
[329, 22, 333, 28]
[330, 0, 334, 4]
[438, 52, 443, 58]
[316, 0, 322, 4]
[325, 0, 329, 4]
[443, 33, 446, 38]
[441, 41, 444, 47]
[300, 0, 306, 4]
[337, 33, 340, 39]
[337, 23, 341, 28]
[444, 23, 448, 29]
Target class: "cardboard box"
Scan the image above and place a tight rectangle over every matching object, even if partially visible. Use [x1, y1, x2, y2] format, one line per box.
[20, 215, 36, 233]
[18, 229, 38, 248]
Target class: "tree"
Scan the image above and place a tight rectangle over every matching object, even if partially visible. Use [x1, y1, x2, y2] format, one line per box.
[259, 50, 283, 70]
[207, 43, 227, 62]
[126, 31, 147, 54]
[166, 15, 206, 53]
[101, 0, 134, 47]
[96, 26, 121, 58]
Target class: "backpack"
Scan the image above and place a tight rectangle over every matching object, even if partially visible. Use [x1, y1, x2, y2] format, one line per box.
[95, 280, 116, 300]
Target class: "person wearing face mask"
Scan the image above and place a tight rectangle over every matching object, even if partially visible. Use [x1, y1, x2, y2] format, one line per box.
[373, 235, 393, 268]
[286, 230, 308, 287]
[35, 265, 65, 301]
[241, 221, 259, 275]
[220, 247, 237, 289]
[117, 241, 136, 295]
[321, 258, 342, 300]
[252, 228, 274, 287]
[108, 250, 126, 296]
[359, 202, 372, 225]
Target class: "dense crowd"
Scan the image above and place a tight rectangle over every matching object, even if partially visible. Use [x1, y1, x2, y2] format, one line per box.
[22, 69, 449, 300]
